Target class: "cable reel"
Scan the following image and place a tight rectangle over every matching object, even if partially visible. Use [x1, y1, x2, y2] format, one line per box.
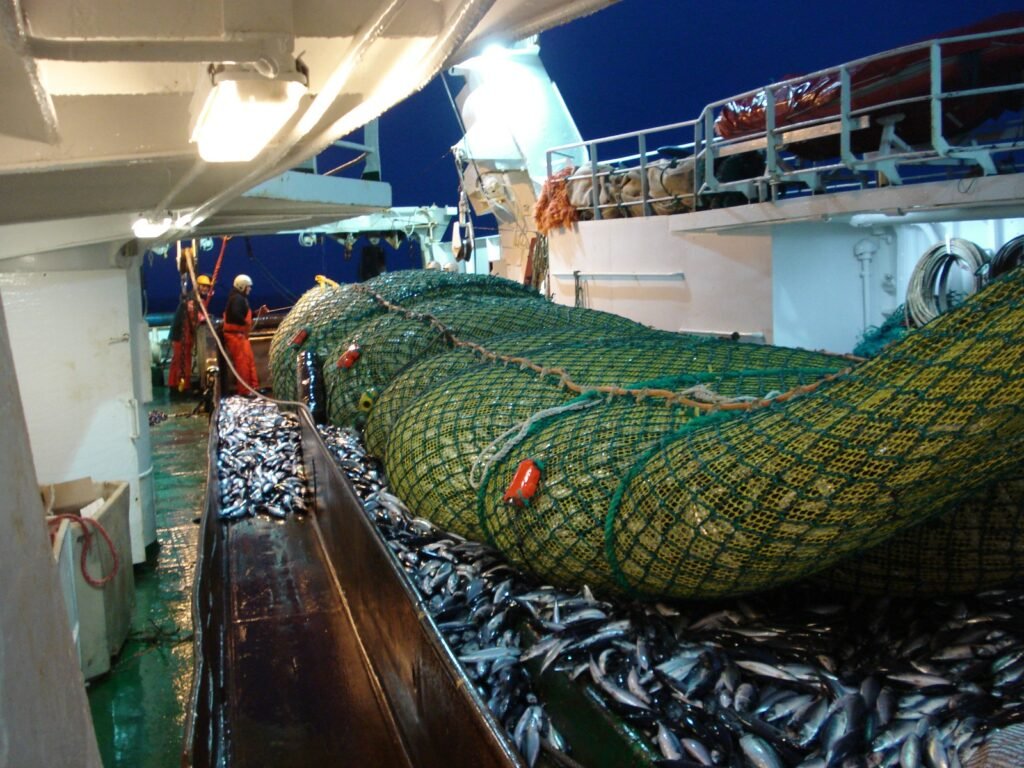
[905, 238, 987, 327]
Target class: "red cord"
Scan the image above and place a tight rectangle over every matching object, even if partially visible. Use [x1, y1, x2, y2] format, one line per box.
[205, 236, 231, 308]
[47, 513, 120, 588]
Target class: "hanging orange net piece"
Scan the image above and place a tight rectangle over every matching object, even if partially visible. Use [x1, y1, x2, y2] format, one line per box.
[534, 167, 577, 235]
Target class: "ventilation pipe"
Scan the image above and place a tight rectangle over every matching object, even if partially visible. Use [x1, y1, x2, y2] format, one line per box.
[854, 237, 880, 331]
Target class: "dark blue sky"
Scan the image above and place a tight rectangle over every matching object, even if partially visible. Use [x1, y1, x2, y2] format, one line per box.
[370, 0, 1024, 208]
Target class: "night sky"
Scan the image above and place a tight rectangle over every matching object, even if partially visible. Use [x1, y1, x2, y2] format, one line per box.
[376, 0, 1024, 207]
[144, 1, 1022, 315]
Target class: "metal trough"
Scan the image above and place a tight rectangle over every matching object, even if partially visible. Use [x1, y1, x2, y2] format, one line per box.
[181, 404, 523, 768]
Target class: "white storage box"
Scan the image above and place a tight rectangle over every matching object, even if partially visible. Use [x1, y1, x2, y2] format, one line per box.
[46, 478, 135, 680]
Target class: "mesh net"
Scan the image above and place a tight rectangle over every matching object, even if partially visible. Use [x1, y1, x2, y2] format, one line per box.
[268, 271, 539, 402]
[814, 472, 1024, 595]
[609, 267, 1024, 598]
[384, 337, 845, 545]
[321, 295, 644, 427]
[269, 267, 1024, 599]
[363, 327, 677, 458]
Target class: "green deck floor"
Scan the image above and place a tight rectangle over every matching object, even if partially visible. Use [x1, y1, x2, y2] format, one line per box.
[87, 389, 209, 768]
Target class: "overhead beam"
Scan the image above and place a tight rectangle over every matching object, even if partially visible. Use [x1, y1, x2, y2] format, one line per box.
[0, 0, 58, 143]
[27, 36, 287, 63]
[0, 93, 193, 172]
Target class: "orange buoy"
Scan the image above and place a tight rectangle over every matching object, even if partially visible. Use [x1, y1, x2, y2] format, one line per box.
[290, 328, 309, 347]
[503, 459, 544, 507]
[337, 343, 361, 369]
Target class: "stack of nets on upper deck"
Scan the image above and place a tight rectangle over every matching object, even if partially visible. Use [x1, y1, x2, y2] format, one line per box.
[269, 269, 1024, 599]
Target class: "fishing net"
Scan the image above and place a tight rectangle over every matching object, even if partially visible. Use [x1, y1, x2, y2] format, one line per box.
[320, 294, 644, 427]
[268, 271, 539, 402]
[271, 266, 1024, 599]
[385, 337, 846, 546]
[605, 267, 1024, 598]
[852, 304, 909, 358]
[364, 327, 681, 458]
[814, 472, 1024, 596]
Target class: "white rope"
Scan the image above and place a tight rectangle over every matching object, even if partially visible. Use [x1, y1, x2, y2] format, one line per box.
[469, 398, 601, 490]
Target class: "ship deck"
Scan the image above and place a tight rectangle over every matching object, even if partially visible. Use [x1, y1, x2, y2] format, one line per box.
[86, 388, 205, 767]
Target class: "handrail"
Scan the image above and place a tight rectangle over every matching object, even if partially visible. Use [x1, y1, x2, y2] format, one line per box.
[544, 21, 1024, 222]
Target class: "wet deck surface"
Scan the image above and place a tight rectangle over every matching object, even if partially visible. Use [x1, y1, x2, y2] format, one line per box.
[222, 514, 410, 767]
[88, 390, 207, 767]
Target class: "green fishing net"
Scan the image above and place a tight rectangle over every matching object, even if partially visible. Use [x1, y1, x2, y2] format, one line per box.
[269, 268, 1024, 598]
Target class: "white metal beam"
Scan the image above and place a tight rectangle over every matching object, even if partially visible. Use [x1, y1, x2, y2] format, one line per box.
[0, 0, 58, 143]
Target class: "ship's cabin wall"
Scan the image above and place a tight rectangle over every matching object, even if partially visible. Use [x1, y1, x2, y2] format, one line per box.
[773, 217, 1024, 353]
[0, 241, 157, 563]
[0, 292, 103, 768]
[546, 216, 772, 340]
[544, 214, 1024, 354]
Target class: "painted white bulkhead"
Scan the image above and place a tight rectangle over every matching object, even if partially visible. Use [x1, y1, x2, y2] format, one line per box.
[772, 218, 1024, 353]
[0, 252, 157, 562]
[0, 295, 102, 768]
[544, 213, 1024, 354]
[546, 216, 772, 338]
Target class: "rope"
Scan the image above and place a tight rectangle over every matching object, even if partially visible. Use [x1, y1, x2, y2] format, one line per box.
[469, 397, 602, 489]
[905, 238, 987, 327]
[243, 237, 300, 303]
[990, 234, 1024, 280]
[47, 513, 120, 588]
[205, 236, 231, 308]
[351, 283, 852, 414]
[468, 381, 753, 489]
[322, 151, 368, 177]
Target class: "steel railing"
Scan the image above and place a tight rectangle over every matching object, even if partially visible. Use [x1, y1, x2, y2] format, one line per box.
[545, 23, 1024, 221]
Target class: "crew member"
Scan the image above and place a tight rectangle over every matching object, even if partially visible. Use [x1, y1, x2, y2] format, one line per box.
[168, 274, 212, 392]
[222, 274, 259, 396]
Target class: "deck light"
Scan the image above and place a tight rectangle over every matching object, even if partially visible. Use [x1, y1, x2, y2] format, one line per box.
[132, 212, 172, 239]
[189, 60, 308, 163]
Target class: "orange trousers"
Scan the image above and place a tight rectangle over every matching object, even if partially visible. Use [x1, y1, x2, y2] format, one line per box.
[223, 330, 259, 395]
[167, 321, 194, 391]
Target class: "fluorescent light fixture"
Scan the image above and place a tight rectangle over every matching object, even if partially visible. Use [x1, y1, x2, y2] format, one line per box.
[189, 60, 308, 162]
[132, 213, 172, 239]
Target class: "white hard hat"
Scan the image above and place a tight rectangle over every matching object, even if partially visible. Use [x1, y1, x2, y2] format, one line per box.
[233, 274, 252, 290]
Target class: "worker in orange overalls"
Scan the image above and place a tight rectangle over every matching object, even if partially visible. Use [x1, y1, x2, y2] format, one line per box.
[222, 274, 259, 396]
[168, 274, 212, 392]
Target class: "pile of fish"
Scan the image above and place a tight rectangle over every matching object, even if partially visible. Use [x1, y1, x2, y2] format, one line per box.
[148, 409, 169, 427]
[215, 396, 308, 520]
[318, 423, 1024, 768]
[319, 425, 568, 763]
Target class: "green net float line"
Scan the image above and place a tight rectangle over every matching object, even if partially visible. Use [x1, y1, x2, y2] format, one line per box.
[321, 297, 646, 427]
[474, 370, 837, 594]
[813, 471, 1024, 596]
[602, 267, 1024, 599]
[364, 326, 694, 459]
[269, 272, 541, 401]
[385, 334, 845, 542]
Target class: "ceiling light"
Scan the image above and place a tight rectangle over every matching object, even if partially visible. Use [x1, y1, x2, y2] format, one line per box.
[189, 60, 308, 163]
[132, 212, 172, 239]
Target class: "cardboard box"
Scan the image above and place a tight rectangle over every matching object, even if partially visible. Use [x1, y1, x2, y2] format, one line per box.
[46, 478, 135, 680]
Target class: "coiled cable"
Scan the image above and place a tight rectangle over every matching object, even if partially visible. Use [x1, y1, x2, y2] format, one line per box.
[905, 238, 987, 327]
[989, 234, 1024, 280]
